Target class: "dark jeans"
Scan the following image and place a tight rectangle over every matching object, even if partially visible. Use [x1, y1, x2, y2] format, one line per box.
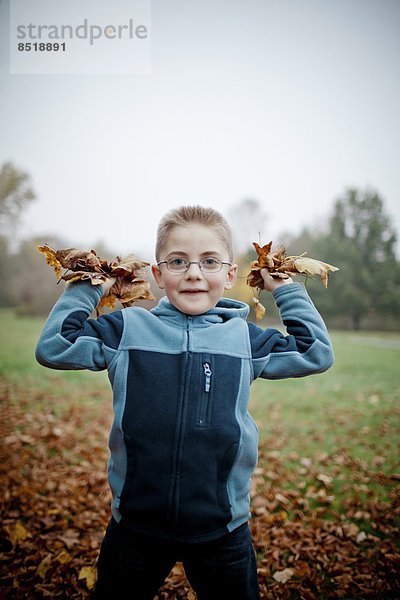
[92, 518, 260, 600]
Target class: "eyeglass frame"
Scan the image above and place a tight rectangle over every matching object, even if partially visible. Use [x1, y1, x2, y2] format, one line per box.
[157, 257, 233, 273]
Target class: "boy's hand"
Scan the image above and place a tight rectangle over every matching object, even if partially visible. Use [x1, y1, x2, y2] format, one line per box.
[101, 277, 117, 297]
[261, 269, 293, 292]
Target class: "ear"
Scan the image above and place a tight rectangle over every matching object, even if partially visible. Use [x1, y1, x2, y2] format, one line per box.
[224, 264, 238, 290]
[151, 264, 165, 289]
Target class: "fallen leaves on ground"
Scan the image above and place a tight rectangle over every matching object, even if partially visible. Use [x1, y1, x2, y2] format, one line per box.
[247, 241, 339, 319]
[37, 244, 155, 314]
[1, 379, 399, 598]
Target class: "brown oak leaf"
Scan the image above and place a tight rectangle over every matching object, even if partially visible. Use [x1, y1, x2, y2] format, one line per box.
[252, 297, 266, 321]
[37, 244, 63, 279]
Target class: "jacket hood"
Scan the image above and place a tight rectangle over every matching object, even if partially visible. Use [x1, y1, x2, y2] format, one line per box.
[151, 295, 249, 324]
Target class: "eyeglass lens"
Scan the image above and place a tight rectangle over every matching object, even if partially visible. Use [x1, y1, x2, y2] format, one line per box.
[167, 258, 222, 272]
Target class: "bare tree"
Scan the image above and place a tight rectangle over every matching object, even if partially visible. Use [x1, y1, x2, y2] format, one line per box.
[0, 161, 35, 233]
[227, 198, 268, 255]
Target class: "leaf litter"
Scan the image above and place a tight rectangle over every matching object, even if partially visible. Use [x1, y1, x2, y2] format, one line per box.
[1, 378, 399, 598]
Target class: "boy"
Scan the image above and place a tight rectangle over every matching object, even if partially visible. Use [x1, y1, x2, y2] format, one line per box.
[36, 206, 334, 599]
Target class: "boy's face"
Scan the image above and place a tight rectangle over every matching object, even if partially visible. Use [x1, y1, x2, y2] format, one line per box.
[152, 223, 237, 315]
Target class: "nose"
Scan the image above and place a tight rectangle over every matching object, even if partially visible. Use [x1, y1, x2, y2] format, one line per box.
[185, 262, 203, 278]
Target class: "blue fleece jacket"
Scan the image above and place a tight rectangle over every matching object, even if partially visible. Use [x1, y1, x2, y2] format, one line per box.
[35, 281, 333, 542]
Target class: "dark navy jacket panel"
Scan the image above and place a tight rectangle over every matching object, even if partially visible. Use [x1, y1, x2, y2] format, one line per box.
[119, 350, 183, 534]
[61, 309, 124, 349]
[247, 319, 314, 357]
[118, 349, 243, 540]
[173, 353, 242, 539]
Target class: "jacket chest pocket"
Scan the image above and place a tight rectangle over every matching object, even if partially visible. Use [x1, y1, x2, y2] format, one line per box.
[196, 354, 213, 427]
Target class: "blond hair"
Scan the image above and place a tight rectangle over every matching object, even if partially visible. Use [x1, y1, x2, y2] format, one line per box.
[155, 205, 234, 261]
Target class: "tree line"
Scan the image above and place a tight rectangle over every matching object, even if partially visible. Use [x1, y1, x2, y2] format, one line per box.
[286, 190, 400, 330]
[1, 162, 399, 330]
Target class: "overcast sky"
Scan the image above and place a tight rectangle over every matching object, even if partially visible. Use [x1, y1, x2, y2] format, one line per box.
[1, 0, 399, 260]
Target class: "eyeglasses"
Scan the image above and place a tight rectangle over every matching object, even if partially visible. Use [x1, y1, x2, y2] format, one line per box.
[157, 257, 232, 273]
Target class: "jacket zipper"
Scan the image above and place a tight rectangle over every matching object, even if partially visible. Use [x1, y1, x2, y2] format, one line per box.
[168, 317, 192, 529]
[197, 358, 212, 426]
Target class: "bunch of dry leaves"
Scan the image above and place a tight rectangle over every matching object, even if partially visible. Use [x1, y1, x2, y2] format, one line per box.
[247, 242, 339, 319]
[37, 244, 154, 314]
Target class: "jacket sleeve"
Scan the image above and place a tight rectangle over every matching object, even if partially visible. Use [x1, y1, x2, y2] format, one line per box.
[248, 283, 334, 380]
[35, 281, 124, 371]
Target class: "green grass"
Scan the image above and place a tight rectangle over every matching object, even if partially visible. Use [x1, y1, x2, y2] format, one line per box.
[250, 332, 399, 453]
[0, 309, 109, 396]
[249, 330, 400, 513]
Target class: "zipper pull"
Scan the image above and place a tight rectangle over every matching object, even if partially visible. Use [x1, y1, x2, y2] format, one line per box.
[203, 362, 212, 392]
